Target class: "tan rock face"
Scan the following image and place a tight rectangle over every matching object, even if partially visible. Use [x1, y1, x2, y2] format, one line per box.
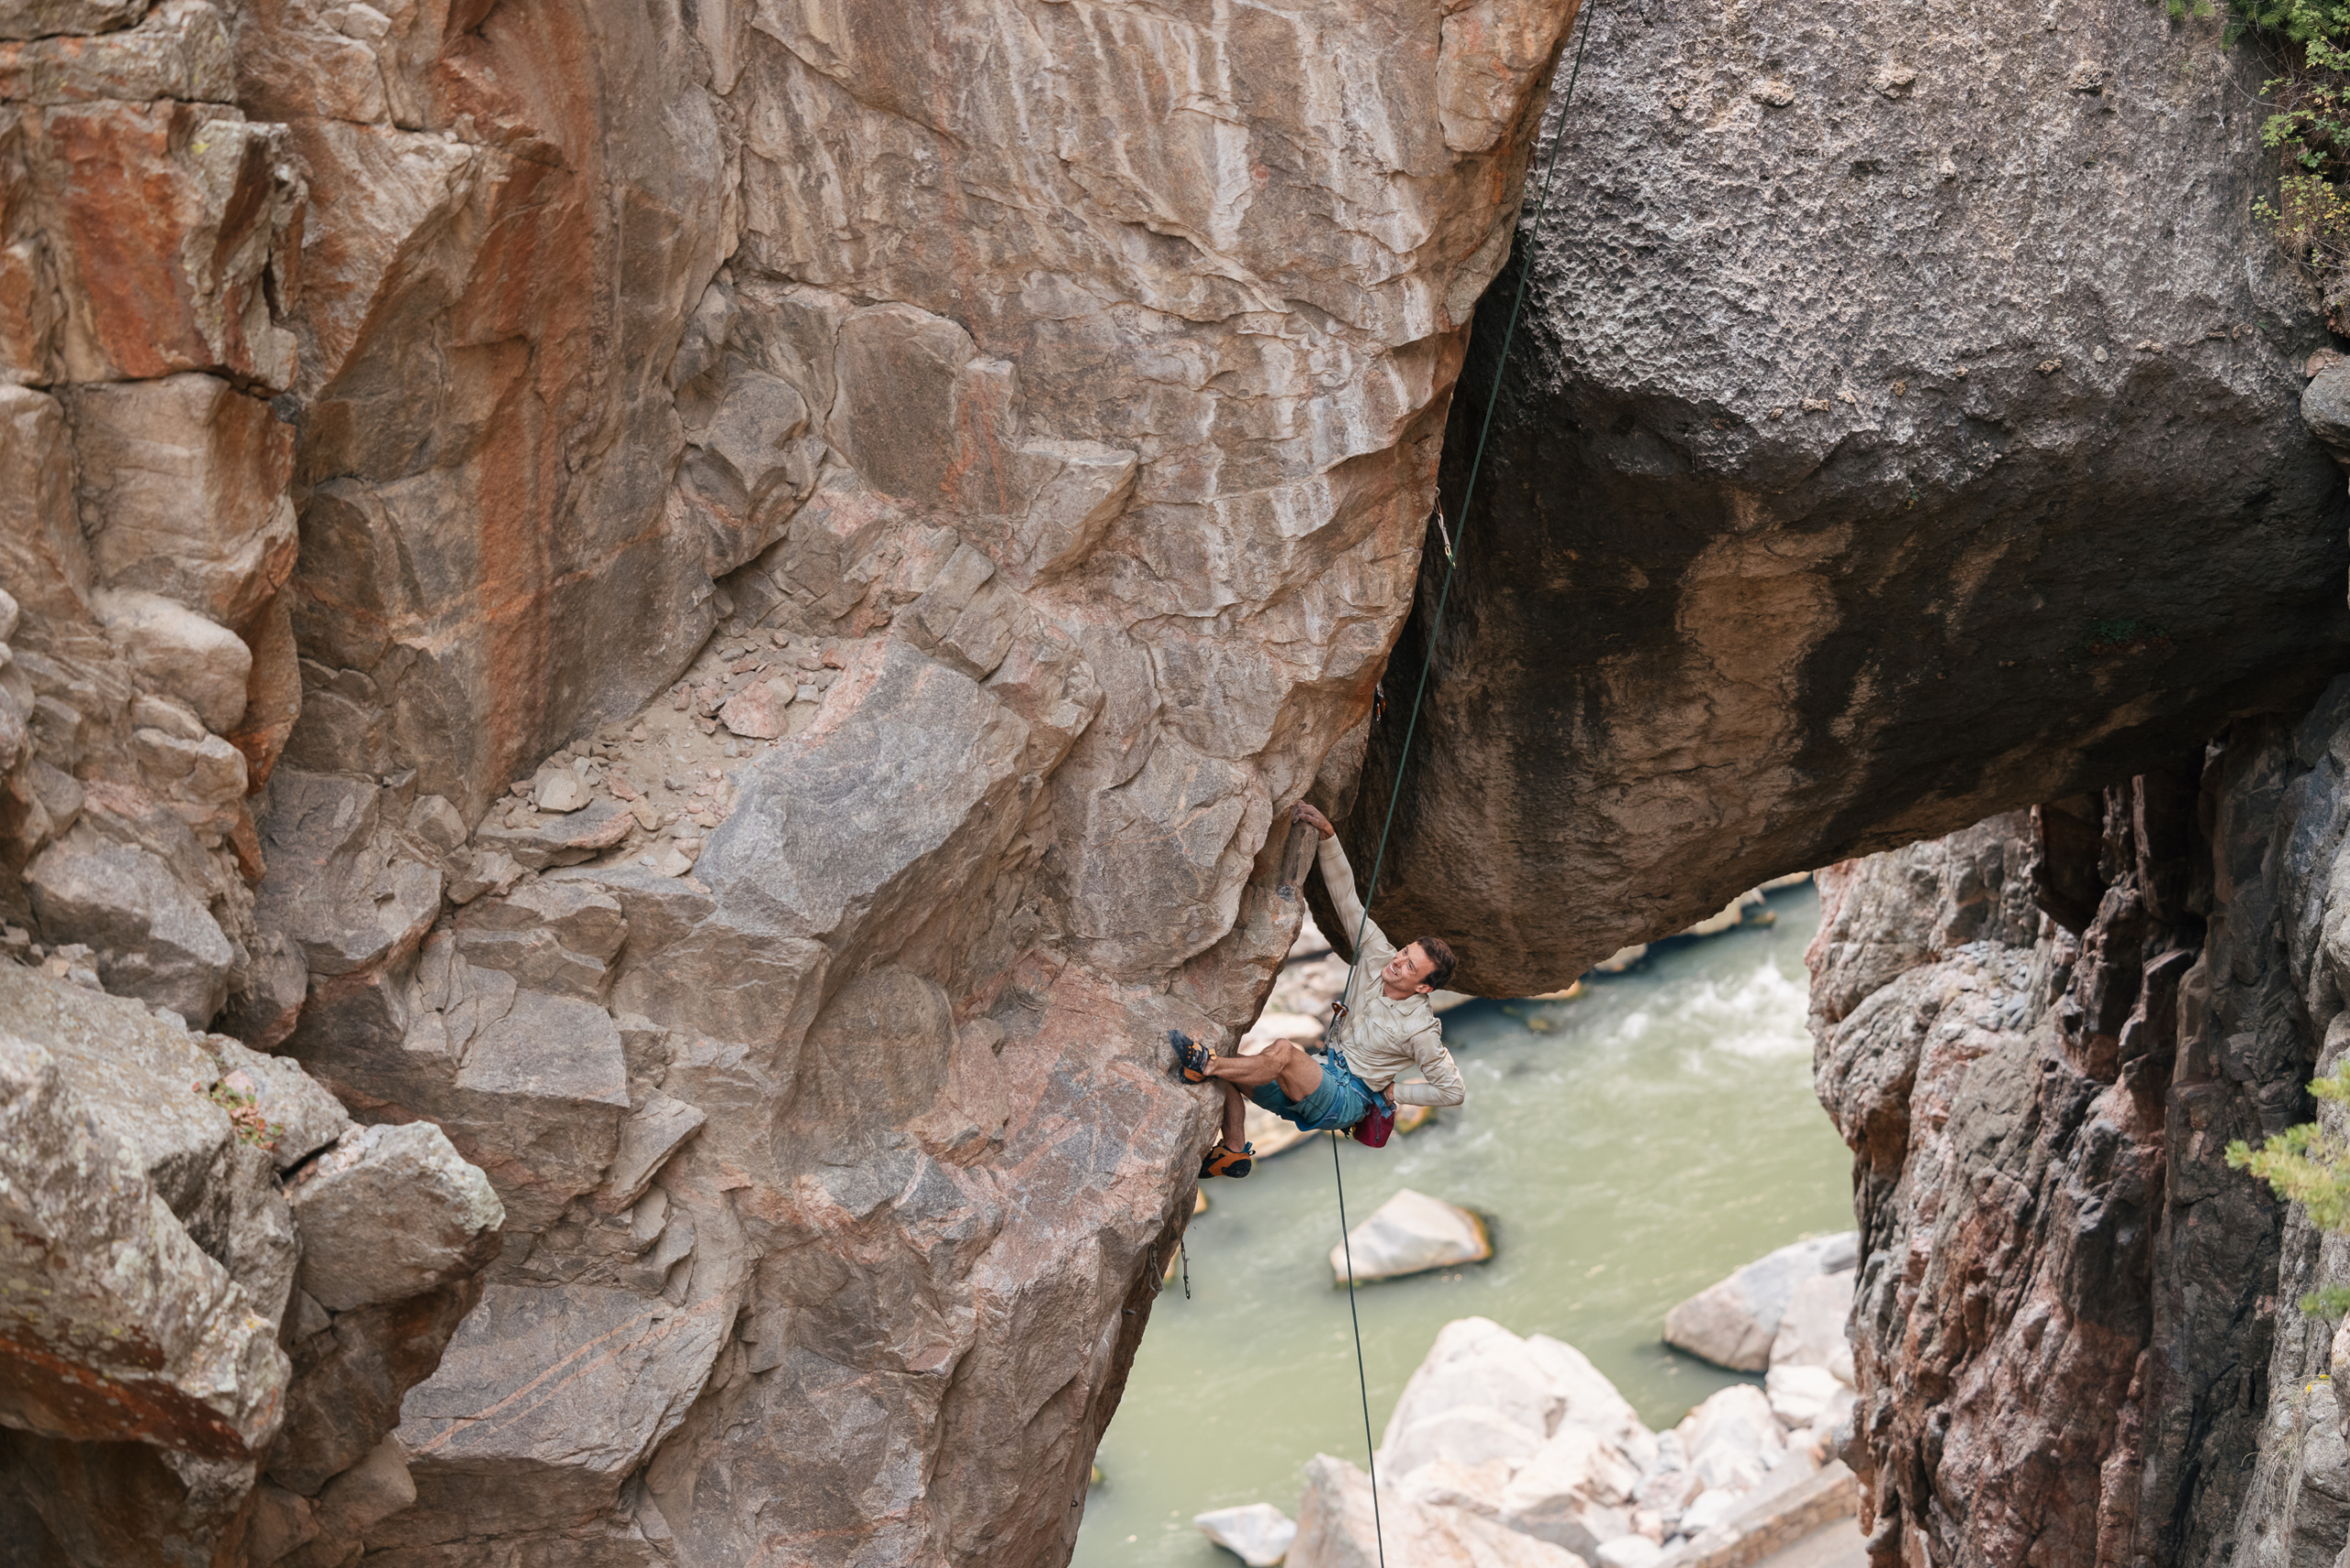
[0, 0, 152, 42]
[72, 373, 296, 630]
[0, 7, 514, 1559]
[31, 99, 300, 387]
[0, 2, 230, 106]
[11, 4, 1578, 1559]
[273, 1, 733, 819]
[0, 6, 306, 1035]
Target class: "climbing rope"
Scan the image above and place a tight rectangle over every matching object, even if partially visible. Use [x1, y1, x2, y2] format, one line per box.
[1321, 5, 1604, 1562]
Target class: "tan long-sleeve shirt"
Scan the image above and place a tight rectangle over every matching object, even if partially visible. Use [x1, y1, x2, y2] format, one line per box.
[1317, 834, 1465, 1109]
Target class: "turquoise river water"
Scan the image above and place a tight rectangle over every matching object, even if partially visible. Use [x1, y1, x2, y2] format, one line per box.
[1070, 881, 1851, 1567]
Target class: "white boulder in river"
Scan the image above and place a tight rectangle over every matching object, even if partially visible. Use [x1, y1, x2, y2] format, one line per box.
[1764, 1364, 1848, 1428]
[1294, 1317, 1661, 1564]
[1331, 1189, 1492, 1283]
[1763, 1266, 1858, 1430]
[1196, 1502, 1298, 1566]
[1662, 1232, 1857, 1371]
[1306, 1316, 1832, 1561]
[1297, 1314, 1829, 1562]
[1292, 1452, 1590, 1568]
[1767, 1267, 1857, 1381]
[1674, 1384, 1785, 1495]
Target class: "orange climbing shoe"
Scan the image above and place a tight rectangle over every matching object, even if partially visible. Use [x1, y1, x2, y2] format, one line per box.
[1201, 1141, 1254, 1179]
[1170, 1029, 1214, 1083]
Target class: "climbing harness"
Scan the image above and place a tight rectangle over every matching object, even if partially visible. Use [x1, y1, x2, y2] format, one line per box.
[1319, 6, 1604, 1562]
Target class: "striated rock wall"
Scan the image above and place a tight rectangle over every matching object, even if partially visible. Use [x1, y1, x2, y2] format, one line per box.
[249, 2, 1586, 1560]
[1806, 678, 2350, 1568]
[2, 0, 1587, 1562]
[1351, 0, 2350, 993]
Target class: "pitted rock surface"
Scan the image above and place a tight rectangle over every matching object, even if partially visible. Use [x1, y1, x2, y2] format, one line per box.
[1348, 0, 2350, 992]
[0, 0, 1583, 1561]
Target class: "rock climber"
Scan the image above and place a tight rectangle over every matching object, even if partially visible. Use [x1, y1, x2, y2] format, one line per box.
[1174, 801, 1465, 1177]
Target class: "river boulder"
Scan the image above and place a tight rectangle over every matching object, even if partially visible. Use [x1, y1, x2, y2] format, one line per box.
[1675, 1385, 1790, 1496]
[1383, 1318, 1657, 1470]
[1764, 1364, 1851, 1431]
[1662, 1233, 1858, 1372]
[1360, 1317, 1669, 1562]
[1595, 1540, 1664, 1568]
[1244, 1100, 1320, 1161]
[1292, 1454, 1592, 1568]
[1196, 1502, 1299, 1567]
[1766, 1269, 1857, 1383]
[1494, 1425, 1648, 1555]
[1331, 1189, 1492, 1283]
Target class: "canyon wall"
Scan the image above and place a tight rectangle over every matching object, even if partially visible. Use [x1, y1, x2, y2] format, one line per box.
[11, 0, 2350, 1562]
[0, 0, 1585, 1561]
[1348, 0, 2350, 993]
[1807, 679, 2350, 1568]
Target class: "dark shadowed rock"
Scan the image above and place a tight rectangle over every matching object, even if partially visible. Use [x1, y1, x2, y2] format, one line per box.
[1352, 0, 2350, 992]
[2306, 358, 2350, 465]
[267, 1278, 485, 1499]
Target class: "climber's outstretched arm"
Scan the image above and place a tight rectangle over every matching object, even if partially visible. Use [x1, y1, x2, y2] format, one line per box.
[1292, 801, 1373, 948]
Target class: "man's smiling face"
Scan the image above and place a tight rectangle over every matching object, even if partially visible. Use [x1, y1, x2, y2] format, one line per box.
[1382, 941, 1436, 993]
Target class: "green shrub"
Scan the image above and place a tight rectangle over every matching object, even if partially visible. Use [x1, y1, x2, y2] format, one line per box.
[2208, 1, 2350, 277]
[2217, 0, 2350, 46]
[2229, 1061, 2350, 1316]
[199, 1079, 283, 1151]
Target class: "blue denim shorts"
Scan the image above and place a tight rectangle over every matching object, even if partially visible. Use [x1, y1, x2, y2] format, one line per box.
[1250, 1048, 1388, 1133]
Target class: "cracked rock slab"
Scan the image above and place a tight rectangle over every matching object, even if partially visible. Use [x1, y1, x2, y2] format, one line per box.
[287, 1121, 504, 1313]
[0, 1022, 285, 1462]
[26, 823, 233, 1023]
[391, 1282, 736, 1540]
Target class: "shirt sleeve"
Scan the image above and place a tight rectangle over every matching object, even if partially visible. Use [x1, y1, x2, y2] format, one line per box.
[1316, 834, 1390, 959]
[1391, 1025, 1465, 1108]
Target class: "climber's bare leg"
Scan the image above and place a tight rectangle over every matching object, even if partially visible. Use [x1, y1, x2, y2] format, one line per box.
[1203, 1038, 1324, 1103]
[1219, 1080, 1248, 1149]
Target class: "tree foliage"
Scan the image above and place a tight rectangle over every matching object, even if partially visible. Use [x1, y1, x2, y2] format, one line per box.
[2197, 0, 2350, 277]
[2229, 1062, 2350, 1316]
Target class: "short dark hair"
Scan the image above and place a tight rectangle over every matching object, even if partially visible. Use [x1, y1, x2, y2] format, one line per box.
[1414, 936, 1458, 991]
